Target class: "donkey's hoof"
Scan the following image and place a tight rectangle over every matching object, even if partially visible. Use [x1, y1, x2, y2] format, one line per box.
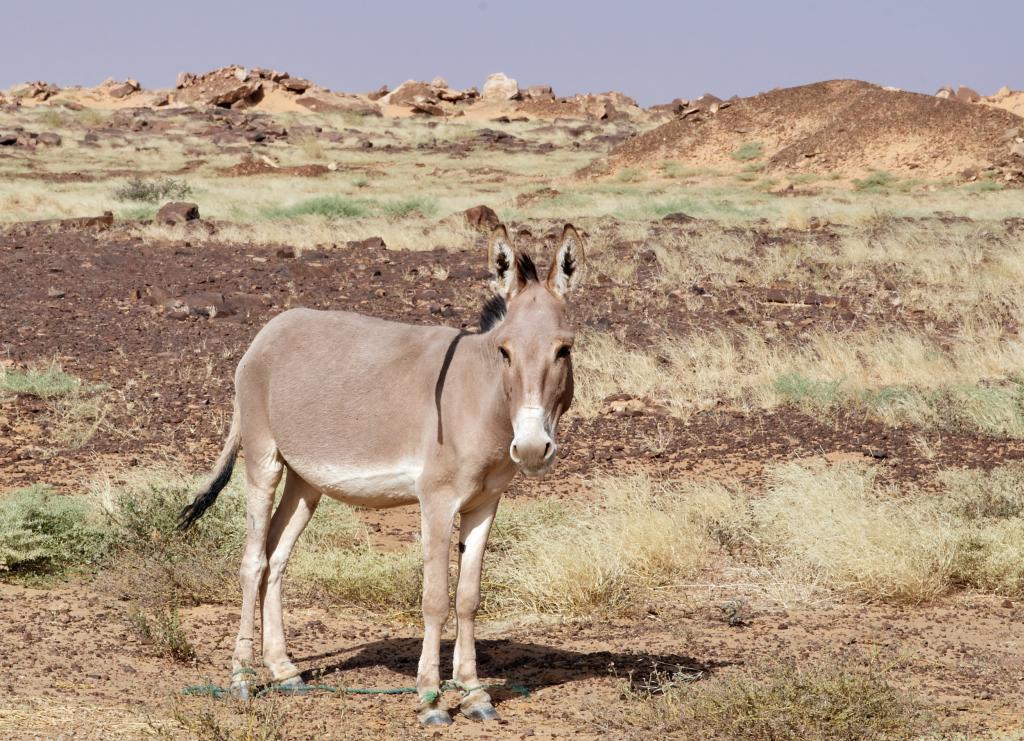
[463, 701, 501, 722]
[418, 708, 453, 727]
[229, 681, 251, 701]
[275, 675, 306, 692]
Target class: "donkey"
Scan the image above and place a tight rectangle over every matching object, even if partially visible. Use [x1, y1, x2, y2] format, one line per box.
[179, 223, 585, 726]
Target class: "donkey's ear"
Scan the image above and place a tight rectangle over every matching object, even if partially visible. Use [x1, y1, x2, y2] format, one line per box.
[546, 224, 586, 298]
[487, 224, 522, 299]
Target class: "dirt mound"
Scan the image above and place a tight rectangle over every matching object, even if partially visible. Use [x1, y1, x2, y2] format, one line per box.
[586, 80, 1024, 180]
[219, 158, 330, 177]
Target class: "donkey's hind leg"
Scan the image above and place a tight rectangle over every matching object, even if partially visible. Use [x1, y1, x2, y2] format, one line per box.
[260, 470, 321, 688]
[230, 440, 283, 699]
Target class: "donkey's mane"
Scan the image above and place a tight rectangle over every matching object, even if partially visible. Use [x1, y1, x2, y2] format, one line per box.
[478, 252, 539, 333]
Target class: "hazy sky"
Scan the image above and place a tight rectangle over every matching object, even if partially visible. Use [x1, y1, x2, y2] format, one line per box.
[3, 1, 1021, 106]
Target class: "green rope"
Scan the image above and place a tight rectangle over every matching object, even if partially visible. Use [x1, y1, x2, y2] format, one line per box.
[181, 677, 529, 701]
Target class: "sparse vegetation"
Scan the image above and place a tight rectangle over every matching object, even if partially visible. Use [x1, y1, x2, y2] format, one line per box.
[602, 658, 928, 738]
[379, 196, 438, 219]
[262, 195, 366, 219]
[730, 141, 764, 161]
[113, 176, 193, 203]
[0, 362, 90, 399]
[0, 485, 109, 579]
[485, 473, 741, 615]
[0, 363, 108, 448]
[128, 604, 197, 662]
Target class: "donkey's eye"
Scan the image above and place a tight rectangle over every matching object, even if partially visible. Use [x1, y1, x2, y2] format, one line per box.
[556, 345, 572, 360]
[499, 346, 512, 365]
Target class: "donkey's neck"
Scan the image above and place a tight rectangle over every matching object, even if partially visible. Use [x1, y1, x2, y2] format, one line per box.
[438, 331, 512, 443]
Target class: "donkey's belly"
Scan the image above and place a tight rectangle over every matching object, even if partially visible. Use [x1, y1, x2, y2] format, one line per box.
[290, 459, 422, 508]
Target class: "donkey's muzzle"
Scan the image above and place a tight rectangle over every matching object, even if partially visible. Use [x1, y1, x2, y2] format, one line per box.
[510, 407, 556, 477]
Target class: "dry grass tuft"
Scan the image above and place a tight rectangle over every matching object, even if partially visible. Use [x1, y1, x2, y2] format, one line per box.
[751, 461, 1024, 603]
[0, 362, 109, 448]
[599, 656, 928, 739]
[753, 463, 957, 603]
[485, 474, 742, 615]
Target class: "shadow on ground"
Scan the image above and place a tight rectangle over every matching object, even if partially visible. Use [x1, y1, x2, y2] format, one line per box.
[293, 637, 722, 703]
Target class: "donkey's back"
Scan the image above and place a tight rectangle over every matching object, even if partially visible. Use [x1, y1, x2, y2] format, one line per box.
[237, 308, 461, 505]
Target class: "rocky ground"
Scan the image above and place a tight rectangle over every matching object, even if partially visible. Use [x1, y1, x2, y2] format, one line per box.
[3, 68, 1024, 739]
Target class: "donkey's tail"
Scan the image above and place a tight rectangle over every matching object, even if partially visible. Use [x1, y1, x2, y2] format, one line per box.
[178, 401, 241, 531]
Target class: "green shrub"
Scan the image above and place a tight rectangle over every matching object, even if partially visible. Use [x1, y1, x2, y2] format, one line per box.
[730, 142, 764, 162]
[263, 196, 367, 219]
[852, 171, 897, 193]
[0, 486, 109, 578]
[113, 177, 192, 203]
[380, 196, 438, 219]
[0, 363, 88, 399]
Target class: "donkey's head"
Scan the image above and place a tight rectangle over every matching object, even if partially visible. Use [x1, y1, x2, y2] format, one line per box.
[483, 224, 586, 477]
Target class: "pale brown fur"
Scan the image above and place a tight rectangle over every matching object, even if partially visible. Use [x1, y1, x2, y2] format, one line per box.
[181, 224, 586, 725]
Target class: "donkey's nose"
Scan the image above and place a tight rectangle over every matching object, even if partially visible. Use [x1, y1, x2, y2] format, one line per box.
[511, 406, 556, 474]
[510, 436, 554, 467]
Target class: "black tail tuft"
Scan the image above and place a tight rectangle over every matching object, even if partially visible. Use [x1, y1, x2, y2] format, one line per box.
[178, 447, 237, 531]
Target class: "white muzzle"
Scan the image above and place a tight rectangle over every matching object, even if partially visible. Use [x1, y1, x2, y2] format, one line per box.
[510, 406, 556, 477]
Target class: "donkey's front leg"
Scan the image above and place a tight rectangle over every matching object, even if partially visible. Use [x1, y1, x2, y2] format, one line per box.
[416, 501, 456, 727]
[453, 497, 500, 721]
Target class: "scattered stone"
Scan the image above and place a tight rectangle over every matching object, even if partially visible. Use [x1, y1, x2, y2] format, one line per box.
[346, 236, 387, 251]
[523, 85, 555, 101]
[46, 287, 66, 298]
[463, 205, 500, 231]
[163, 292, 235, 320]
[156, 202, 200, 225]
[481, 72, 519, 101]
[108, 79, 141, 99]
[36, 132, 61, 146]
[280, 77, 312, 93]
[955, 86, 981, 104]
[383, 80, 435, 106]
[410, 97, 445, 117]
[661, 212, 697, 224]
[172, 66, 264, 109]
[296, 95, 381, 116]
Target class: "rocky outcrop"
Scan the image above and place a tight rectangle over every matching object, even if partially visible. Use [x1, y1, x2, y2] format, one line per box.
[156, 202, 200, 225]
[482, 72, 519, 101]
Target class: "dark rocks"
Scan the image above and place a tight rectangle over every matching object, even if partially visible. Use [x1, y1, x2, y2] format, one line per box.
[410, 97, 445, 117]
[156, 202, 200, 225]
[280, 77, 312, 93]
[661, 212, 698, 224]
[36, 132, 61, 146]
[5, 212, 114, 237]
[523, 85, 555, 101]
[346, 236, 387, 250]
[463, 205, 500, 231]
[108, 80, 140, 99]
[161, 291, 236, 320]
[383, 80, 435, 106]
